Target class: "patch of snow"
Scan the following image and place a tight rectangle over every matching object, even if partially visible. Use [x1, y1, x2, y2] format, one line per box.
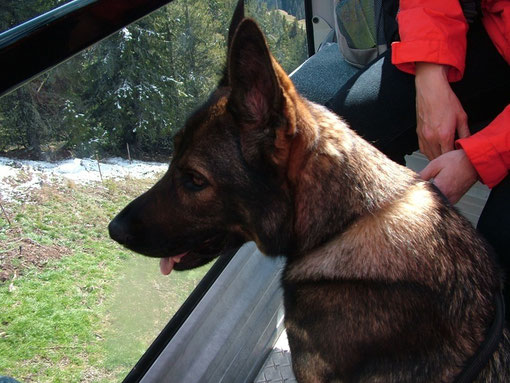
[0, 156, 168, 202]
[121, 27, 132, 40]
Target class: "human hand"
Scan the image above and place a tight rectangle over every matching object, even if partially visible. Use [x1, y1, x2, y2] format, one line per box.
[420, 149, 478, 204]
[415, 63, 470, 160]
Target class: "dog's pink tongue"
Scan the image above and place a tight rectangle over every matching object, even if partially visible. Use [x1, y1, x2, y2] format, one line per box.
[159, 258, 174, 275]
[159, 253, 188, 275]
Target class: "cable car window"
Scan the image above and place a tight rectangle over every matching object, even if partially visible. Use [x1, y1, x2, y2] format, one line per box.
[0, 1, 308, 381]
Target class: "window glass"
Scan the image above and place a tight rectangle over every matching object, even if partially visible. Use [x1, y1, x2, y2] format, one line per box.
[0, 1, 307, 381]
[1, 1, 72, 33]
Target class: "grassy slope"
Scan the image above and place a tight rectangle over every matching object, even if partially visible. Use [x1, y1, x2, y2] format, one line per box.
[0, 174, 212, 382]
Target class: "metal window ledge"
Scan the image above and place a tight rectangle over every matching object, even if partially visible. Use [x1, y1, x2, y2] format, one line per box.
[141, 242, 286, 383]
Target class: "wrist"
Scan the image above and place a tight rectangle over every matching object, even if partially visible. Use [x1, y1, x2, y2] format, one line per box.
[458, 148, 478, 177]
[415, 62, 449, 83]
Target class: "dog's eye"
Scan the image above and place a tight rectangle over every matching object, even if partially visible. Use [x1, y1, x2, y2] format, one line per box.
[182, 171, 208, 192]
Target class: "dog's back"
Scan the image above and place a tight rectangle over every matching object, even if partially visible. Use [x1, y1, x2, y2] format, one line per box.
[281, 103, 510, 382]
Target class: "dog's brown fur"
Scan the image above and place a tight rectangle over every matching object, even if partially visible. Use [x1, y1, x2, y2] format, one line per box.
[109, 3, 510, 382]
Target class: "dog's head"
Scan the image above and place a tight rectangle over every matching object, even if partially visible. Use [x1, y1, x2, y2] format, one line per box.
[108, 2, 308, 273]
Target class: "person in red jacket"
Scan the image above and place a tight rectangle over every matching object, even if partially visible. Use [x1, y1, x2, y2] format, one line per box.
[393, 0, 510, 199]
[326, 0, 510, 313]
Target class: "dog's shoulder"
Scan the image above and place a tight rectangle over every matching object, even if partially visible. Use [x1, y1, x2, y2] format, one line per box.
[285, 181, 450, 283]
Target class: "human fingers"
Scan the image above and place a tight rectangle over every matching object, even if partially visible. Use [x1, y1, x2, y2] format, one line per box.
[439, 128, 455, 156]
[419, 159, 441, 181]
[417, 123, 442, 160]
[421, 150, 478, 204]
[456, 109, 470, 139]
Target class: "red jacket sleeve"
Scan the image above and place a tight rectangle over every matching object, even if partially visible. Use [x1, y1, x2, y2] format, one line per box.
[391, 0, 469, 82]
[456, 105, 510, 188]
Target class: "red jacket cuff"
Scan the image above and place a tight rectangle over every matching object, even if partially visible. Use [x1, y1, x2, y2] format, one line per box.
[456, 137, 506, 188]
[391, 40, 465, 82]
[455, 106, 510, 188]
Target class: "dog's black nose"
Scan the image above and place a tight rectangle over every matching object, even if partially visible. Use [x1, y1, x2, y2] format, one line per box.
[108, 217, 131, 245]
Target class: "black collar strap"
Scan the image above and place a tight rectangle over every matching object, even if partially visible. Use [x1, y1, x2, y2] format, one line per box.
[454, 291, 505, 383]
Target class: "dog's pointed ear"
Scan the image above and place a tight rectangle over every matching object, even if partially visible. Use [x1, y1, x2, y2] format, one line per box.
[227, 19, 283, 125]
[228, 0, 245, 49]
[219, 0, 245, 87]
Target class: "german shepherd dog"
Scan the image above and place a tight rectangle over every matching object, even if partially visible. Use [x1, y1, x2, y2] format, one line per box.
[109, 2, 510, 381]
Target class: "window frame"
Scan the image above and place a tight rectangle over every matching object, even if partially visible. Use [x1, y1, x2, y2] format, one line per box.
[0, 0, 315, 98]
[0, 0, 177, 98]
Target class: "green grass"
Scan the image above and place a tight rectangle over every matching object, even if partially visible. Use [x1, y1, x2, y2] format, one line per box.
[0, 175, 213, 382]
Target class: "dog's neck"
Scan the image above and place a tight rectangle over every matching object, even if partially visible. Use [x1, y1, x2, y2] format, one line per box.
[287, 102, 418, 256]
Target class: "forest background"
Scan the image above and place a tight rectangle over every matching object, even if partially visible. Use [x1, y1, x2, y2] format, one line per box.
[0, 0, 308, 161]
